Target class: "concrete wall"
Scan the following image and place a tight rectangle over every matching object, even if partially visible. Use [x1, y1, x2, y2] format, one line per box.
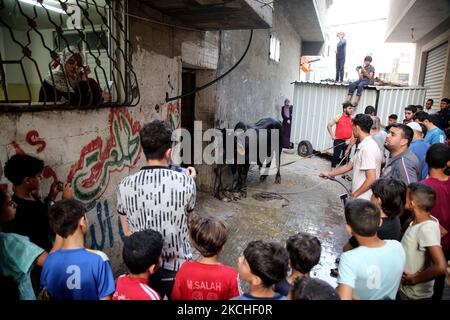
[0, 1, 219, 275]
[413, 17, 450, 100]
[215, 6, 302, 128]
[386, 0, 415, 39]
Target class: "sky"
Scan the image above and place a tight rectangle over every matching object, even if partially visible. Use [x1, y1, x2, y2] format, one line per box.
[304, 0, 416, 83]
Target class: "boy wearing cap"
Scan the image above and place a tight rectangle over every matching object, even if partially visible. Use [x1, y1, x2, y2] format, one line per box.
[408, 122, 430, 180]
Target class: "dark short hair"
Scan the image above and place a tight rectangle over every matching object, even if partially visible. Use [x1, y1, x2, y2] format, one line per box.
[371, 178, 406, 218]
[4, 154, 44, 186]
[243, 240, 289, 288]
[189, 216, 228, 257]
[441, 98, 450, 105]
[388, 114, 398, 120]
[413, 111, 428, 122]
[426, 114, 441, 127]
[123, 229, 164, 274]
[390, 124, 414, 146]
[291, 277, 340, 300]
[352, 114, 373, 133]
[286, 232, 321, 274]
[419, 123, 428, 137]
[342, 101, 353, 108]
[416, 105, 424, 111]
[405, 105, 417, 113]
[0, 187, 7, 210]
[425, 143, 450, 169]
[48, 199, 86, 238]
[427, 98, 434, 104]
[140, 120, 172, 160]
[364, 56, 372, 62]
[345, 199, 381, 237]
[364, 105, 376, 115]
[408, 183, 436, 212]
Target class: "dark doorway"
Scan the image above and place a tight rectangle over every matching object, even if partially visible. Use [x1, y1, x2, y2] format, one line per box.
[181, 69, 196, 166]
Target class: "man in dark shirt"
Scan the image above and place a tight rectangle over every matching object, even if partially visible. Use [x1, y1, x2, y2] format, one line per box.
[343, 178, 406, 251]
[335, 32, 346, 82]
[437, 98, 450, 131]
[3, 154, 72, 292]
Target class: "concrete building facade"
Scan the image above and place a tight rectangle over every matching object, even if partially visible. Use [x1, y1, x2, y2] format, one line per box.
[386, 0, 450, 105]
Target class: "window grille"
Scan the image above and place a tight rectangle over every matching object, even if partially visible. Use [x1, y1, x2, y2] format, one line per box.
[0, 0, 140, 112]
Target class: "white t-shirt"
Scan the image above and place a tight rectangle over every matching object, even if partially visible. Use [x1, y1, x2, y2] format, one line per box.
[116, 166, 196, 272]
[400, 217, 441, 299]
[351, 136, 382, 200]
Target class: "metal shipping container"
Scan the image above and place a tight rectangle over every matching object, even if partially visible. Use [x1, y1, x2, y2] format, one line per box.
[290, 81, 427, 155]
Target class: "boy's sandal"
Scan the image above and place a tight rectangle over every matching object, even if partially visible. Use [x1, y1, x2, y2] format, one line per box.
[330, 268, 339, 278]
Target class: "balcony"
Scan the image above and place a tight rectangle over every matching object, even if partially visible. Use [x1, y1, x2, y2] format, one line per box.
[140, 0, 273, 30]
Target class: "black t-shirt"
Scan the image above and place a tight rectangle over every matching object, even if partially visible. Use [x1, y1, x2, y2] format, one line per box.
[7, 194, 54, 252]
[349, 216, 401, 248]
[274, 277, 293, 297]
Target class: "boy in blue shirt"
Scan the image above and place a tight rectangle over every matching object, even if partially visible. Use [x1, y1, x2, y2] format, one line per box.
[40, 199, 115, 300]
[232, 240, 289, 300]
[424, 114, 446, 144]
[337, 199, 405, 300]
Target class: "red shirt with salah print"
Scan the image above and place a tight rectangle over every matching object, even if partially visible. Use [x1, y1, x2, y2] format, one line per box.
[112, 274, 161, 300]
[171, 261, 241, 300]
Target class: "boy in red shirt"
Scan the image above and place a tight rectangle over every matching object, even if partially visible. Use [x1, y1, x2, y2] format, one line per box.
[113, 230, 163, 300]
[420, 143, 450, 300]
[171, 216, 241, 300]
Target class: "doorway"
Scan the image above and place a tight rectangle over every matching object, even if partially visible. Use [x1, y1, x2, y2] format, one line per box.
[181, 68, 196, 166]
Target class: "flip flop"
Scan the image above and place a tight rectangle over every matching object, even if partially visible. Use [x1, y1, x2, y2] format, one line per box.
[330, 268, 339, 278]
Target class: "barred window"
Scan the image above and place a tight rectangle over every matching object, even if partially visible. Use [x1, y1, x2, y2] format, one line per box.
[0, 0, 139, 112]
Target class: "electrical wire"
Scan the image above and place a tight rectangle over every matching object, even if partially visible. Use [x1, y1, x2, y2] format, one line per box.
[166, 29, 254, 102]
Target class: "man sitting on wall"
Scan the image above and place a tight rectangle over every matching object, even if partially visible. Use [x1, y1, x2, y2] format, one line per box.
[346, 56, 375, 107]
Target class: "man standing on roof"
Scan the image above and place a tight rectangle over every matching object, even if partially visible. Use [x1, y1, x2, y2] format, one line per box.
[335, 32, 346, 83]
[346, 56, 375, 107]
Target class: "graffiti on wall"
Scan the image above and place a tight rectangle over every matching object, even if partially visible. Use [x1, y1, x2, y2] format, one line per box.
[67, 108, 142, 201]
[1, 130, 58, 193]
[165, 101, 181, 131]
[86, 199, 127, 251]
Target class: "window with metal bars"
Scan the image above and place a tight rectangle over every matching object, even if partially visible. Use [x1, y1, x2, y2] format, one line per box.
[0, 0, 139, 112]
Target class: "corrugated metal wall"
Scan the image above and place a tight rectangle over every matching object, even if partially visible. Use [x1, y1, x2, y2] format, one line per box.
[423, 42, 448, 103]
[376, 87, 427, 127]
[291, 82, 427, 153]
[291, 82, 377, 153]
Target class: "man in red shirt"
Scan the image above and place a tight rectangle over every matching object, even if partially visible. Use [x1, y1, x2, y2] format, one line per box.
[420, 143, 450, 300]
[327, 101, 354, 168]
[113, 230, 163, 300]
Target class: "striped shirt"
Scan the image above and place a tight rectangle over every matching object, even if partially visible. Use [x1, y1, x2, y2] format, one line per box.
[113, 274, 161, 300]
[382, 150, 421, 185]
[116, 166, 196, 272]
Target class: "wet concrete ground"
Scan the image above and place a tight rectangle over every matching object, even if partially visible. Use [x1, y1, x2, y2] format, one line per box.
[195, 151, 351, 288]
[195, 151, 450, 299]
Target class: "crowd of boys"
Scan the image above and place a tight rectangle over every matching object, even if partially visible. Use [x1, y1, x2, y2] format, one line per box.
[1, 111, 449, 300]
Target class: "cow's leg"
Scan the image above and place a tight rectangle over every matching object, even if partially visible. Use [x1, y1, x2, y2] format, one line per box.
[240, 164, 250, 198]
[275, 142, 282, 184]
[213, 166, 221, 198]
[260, 159, 271, 182]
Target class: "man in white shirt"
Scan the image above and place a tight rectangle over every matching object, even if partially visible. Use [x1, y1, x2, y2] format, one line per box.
[425, 98, 437, 115]
[320, 114, 382, 200]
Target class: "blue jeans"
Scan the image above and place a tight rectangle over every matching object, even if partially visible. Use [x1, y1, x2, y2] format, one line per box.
[348, 79, 373, 96]
[336, 58, 345, 82]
